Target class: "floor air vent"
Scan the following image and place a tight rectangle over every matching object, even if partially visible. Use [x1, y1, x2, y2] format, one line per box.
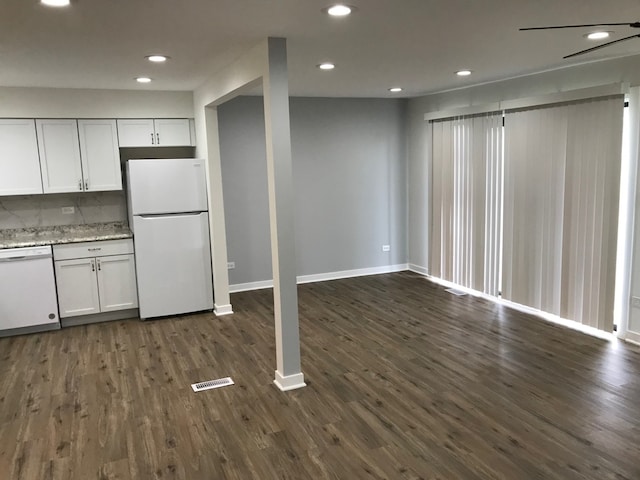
[445, 288, 467, 296]
[191, 377, 234, 392]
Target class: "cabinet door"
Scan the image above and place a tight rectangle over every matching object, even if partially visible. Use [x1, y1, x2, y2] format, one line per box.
[37, 119, 83, 194]
[96, 254, 138, 312]
[116, 119, 154, 147]
[154, 119, 191, 146]
[55, 258, 100, 318]
[78, 120, 122, 191]
[0, 119, 43, 195]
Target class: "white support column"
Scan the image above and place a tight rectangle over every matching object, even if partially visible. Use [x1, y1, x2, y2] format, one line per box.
[204, 106, 233, 316]
[262, 38, 305, 391]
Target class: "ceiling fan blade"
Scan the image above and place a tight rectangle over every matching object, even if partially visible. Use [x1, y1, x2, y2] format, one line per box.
[563, 33, 640, 58]
[521, 22, 639, 31]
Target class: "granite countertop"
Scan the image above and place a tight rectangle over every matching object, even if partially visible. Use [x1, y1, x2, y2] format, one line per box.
[0, 222, 132, 249]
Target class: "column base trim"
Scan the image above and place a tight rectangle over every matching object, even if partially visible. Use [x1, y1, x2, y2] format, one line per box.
[214, 304, 234, 316]
[273, 371, 306, 391]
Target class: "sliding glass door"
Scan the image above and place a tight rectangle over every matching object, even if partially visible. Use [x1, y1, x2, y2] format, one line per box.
[429, 95, 624, 332]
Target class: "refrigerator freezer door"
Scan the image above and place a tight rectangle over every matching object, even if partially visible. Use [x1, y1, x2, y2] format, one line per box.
[133, 212, 214, 319]
[127, 158, 208, 215]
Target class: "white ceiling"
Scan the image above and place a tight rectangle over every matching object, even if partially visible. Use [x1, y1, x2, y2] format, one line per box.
[2, 0, 640, 97]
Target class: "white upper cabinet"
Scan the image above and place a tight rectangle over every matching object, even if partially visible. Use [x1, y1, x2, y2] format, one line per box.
[78, 120, 122, 191]
[117, 118, 191, 147]
[116, 119, 155, 147]
[37, 119, 122, 193]
[37, 119, 83, 194]
[0, 119, 43, 196]
[153, 119, 192, 146]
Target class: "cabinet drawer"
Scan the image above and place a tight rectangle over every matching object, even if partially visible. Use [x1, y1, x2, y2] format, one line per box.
[53, 239, 134, 260]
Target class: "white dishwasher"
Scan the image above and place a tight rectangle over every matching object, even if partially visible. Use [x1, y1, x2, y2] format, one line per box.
[0, 245, 60, 335]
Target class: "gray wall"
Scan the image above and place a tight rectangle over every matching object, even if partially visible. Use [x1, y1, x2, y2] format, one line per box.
[218, 96, 408, 286]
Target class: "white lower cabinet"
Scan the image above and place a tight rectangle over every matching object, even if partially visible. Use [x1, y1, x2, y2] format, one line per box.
[96, 254, 138, 312]
[55, 257, 101, 317]
[54, 239, 138, 319]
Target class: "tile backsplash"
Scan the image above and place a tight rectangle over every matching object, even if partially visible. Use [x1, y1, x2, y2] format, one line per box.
[0, 191, 127, 229]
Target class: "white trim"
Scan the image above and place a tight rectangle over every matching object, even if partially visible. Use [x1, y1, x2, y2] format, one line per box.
[424, 103, 500, 121]
[213, 303, 234, 316]
[408, 263, 428, 275]
[229, 280, 274, 293]
[421, 57, 634, 97]
[297, 264, 408, 285]
[621, 330, 640, 345]
[422, 274, 497, 303]
[498, 299, 615, 341]
[229, 264, 410, 293]
[412, 270, 616, 341]
[423, 83, 627, 122]
[273, 371, 306, 391]
[501, 83, 626, 111]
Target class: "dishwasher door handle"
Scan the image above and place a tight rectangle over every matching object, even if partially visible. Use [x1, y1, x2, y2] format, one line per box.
[0, 254, 52, 262]
[0, 256, 27, 261]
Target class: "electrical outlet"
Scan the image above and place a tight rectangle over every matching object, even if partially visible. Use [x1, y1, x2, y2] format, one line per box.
[382, 245, 391, 252]
[227, 262, 235, 269]
[632, 296, 640, 308]
[61, 206, 75, 214]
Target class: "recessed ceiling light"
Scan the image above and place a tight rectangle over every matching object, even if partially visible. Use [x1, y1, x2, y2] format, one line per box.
[318, 63, 336, 70]
[586, 31, 610, 40]
[146, 55, 169, 63]
[41, 0, 70, 6]
[389, 87, 403, 93]
[456, 70, 472, 76]
[136, 77, 152, 83]
[326, 4, 352, 16]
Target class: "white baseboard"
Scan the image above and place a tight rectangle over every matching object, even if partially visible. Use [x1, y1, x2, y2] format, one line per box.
[497, 298, 615, 341]
[408, 263, 428, 275]
[414, 272, 616, 341]
[297, 263, 409, 284]
[273, 371, 306, 391]
[214, 304, 234, 316]
[620, 330, 640, 346]
[229, 264, 409, 293]
[229, 280, 274, 293]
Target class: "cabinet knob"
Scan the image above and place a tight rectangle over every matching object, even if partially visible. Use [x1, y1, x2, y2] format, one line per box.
[91, 260, 95, 272]
[97, 259, 101, 271]
[85, 180, 89, 191]
[151, 132, 155, 145]
[156, 132, 160, 144]
[78, 180, 83, 191]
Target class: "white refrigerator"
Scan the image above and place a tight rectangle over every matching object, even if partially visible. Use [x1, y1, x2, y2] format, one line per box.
[127, 158, 213, 319]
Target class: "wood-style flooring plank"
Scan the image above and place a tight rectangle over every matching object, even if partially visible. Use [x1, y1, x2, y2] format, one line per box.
[1, 272, 640, 479]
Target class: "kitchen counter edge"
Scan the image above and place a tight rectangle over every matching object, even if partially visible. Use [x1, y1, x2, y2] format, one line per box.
[0, 224, 133, 250]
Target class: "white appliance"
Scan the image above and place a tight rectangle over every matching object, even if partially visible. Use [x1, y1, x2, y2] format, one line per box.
[0, 245, 60, 335]
[127, 158, 213, 319]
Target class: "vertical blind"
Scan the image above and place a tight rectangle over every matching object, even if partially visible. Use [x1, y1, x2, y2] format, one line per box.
[502, 106, 568, 315]
[430, 95, 624, 331]
[430, 113, 503, 295]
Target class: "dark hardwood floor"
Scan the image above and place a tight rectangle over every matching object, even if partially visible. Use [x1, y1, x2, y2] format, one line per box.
[1, 271, 640, 479]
